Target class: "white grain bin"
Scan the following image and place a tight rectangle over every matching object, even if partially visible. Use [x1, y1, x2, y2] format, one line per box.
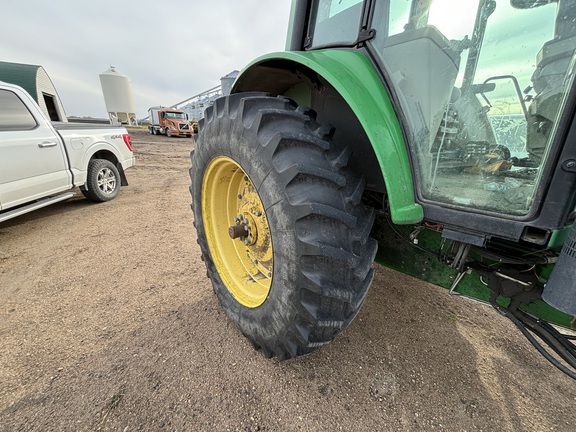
[99, 66, 136, 126]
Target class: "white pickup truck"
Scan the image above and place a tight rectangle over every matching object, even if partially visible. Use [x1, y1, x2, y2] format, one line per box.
[0, 81, 135, 223]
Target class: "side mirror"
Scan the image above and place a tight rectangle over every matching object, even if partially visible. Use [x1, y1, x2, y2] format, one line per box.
[471, 83, 496, 94]
[478, 75, 528, 119]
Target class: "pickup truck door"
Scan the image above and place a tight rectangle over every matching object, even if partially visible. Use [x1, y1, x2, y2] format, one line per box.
[0, 88, 71, 211]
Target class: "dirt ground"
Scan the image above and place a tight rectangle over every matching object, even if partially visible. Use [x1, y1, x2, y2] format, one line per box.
[1, 127, 575, 431]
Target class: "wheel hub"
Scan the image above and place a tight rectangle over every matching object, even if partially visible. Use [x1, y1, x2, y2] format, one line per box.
[229, 213, 256, 246]
[235, 177, 273, 278]
[98, 168, 116, 194]
[228, 217, 249, 241]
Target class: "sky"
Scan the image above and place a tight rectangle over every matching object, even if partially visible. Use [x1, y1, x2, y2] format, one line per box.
[1, 0, 292, 118]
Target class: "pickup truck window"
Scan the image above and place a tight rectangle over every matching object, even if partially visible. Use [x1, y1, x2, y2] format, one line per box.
[0, 89, 38, 131]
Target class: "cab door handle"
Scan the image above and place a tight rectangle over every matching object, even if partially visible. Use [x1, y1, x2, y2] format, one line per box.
[38, 141, 58, 148]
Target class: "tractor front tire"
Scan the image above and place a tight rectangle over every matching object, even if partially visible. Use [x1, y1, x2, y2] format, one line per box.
[190, 93, 377, 359]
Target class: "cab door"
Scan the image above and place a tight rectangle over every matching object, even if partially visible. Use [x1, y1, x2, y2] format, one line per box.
[0, 88, 71, 211]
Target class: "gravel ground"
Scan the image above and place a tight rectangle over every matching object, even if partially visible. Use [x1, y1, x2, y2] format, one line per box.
[1, 127, 575, 431]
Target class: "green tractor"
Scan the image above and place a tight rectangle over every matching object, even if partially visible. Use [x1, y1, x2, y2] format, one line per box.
[190, 0, 576, 379]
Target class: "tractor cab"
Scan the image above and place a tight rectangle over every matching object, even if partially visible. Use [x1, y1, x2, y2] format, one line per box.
[308, 0, 576, 225]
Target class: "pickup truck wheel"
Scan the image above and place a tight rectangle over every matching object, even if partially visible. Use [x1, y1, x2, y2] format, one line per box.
[81, 159, 120, 202]
[190, 93, 377, 359]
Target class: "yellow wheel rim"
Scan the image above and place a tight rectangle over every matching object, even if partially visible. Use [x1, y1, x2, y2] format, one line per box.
[202, 157, 273, 308]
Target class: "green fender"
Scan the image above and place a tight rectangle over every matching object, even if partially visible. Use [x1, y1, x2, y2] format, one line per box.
[233, 50, 424, 225]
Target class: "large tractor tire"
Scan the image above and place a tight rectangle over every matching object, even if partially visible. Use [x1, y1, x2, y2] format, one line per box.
[190, 93, 377, 359]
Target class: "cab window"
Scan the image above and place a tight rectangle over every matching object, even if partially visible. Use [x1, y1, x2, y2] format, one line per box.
[0, 90, 38, 131]
[308, 0, 364, 48]
[372, 0, 576, 217]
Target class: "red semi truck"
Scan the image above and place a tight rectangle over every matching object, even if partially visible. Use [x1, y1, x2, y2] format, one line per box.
[147, 106, 192, 138]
